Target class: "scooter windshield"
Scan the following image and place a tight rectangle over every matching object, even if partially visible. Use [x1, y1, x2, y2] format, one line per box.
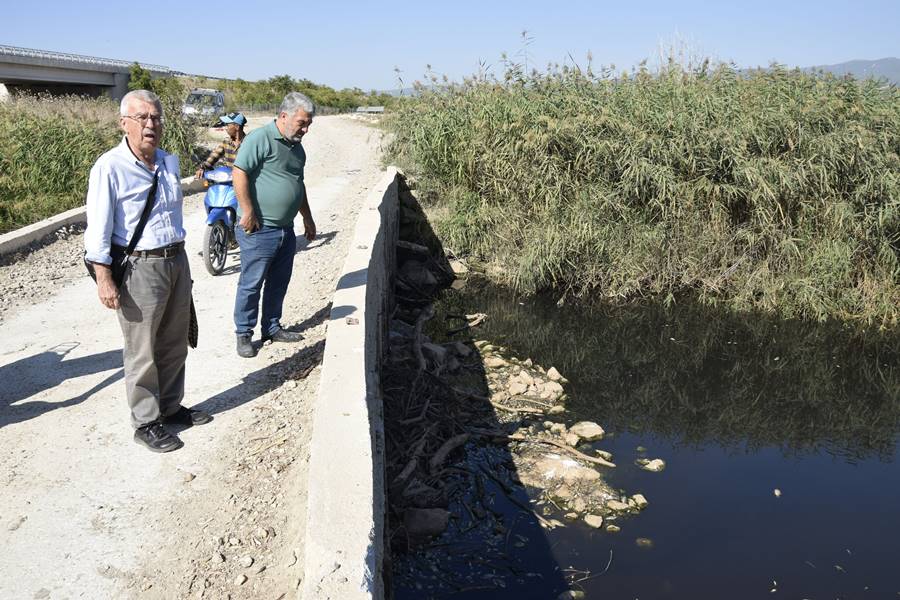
[205, 168, 233, 184]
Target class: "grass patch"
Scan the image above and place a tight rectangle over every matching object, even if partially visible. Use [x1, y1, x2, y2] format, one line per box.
[386, 63, 900, 327]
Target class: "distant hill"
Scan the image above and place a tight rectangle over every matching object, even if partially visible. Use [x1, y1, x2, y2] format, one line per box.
[804, 57, 900, 84]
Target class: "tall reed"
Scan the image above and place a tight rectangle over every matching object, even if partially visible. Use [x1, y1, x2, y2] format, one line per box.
[387, 63, 900, 327]
[0, 92, 200, 234]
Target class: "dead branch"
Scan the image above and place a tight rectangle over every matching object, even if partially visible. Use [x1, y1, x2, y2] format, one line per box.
[429, 433, 470, 474]
[248, 437, 289, 456]
[490, 401, 545, 415]
[397, 240, 431, 254]
[393, 427, 433, 486]
[413, 304, 435, 372]
[468, 428, 616, 468]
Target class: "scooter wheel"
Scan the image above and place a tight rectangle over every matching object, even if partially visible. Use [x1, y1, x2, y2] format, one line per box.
[203, 222, 229, 275]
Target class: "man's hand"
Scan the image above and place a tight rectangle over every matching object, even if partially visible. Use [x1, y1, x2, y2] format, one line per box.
[240, 211, 260, 233]
[195, 167, 204, 180]
[93, 263, 120, 310]
[303, 215, 316, 242]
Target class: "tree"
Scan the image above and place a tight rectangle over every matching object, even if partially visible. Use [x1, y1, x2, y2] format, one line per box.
[128, 63, 154, 91]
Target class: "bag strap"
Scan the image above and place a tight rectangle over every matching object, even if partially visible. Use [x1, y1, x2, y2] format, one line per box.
[124, 170, 160, 255]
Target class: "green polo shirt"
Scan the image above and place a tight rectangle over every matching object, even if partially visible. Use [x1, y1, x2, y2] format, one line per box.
[233, 119, 306, 227]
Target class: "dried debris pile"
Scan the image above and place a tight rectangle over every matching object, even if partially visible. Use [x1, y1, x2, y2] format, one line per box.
[384, 183, 653, 596]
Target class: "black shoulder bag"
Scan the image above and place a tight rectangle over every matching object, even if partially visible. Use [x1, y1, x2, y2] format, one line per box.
[85, 171, 159, 288]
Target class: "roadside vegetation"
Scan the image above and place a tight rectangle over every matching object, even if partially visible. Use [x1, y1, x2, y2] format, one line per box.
[0, 70, 201, 234]
[183, 73, 395, 112]
[0, 95, 119, 234]
[387, 61, 900, 327]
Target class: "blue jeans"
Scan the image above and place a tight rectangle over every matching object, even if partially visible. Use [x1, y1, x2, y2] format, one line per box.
[234, 225, 296, 337]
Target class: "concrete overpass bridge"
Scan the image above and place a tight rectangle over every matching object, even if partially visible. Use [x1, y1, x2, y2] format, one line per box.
[0, 44, 174, 101]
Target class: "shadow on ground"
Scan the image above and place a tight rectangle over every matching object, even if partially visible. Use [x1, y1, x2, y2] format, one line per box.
[193, 339, 325, 417]
[0, 342, 123, 428]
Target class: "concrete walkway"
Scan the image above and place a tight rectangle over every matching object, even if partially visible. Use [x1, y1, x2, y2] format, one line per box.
[0, 115, 385, 600]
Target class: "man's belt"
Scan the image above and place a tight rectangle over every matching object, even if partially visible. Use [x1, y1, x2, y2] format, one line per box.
[114, 241, 184, 259]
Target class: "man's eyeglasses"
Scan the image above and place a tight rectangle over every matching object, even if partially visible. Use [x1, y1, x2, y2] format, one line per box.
[124, 113, 165, 125]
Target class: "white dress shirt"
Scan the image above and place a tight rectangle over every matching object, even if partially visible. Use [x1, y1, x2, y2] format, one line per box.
[84, 137, 186, 265]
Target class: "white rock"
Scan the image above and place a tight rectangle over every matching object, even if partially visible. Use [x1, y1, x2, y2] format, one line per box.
[518, 371, 535, 386]
[234, 574, 247, 586]
[508, 381, 528, 396]
[491, 391, 510, 403]
[484, 357, 507, 368]
[584, 514, 604, 529]
[564, 433, 580, 447]
[543, 380, 565, 395]
[554, 486, 574, 500]
[632, 494, 649, 509]
[239, 555, 254, 568]
[449, 259, 469, 274]
[606, 500, 631, 512]
[596, 450, 614, 461]
[569, 422, 605, 441]
[548, 405, 565, 415]
[641, 459, 666, 472]
[547, 367, 563, 381]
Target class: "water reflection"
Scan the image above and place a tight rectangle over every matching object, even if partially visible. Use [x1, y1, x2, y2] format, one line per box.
[438, 278, 899, 460]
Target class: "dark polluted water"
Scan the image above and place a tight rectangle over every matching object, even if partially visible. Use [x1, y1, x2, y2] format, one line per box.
[392, 278, 899, 599]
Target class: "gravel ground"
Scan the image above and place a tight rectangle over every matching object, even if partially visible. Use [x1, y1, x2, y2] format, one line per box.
[0, 114, 386, 600]
[0, 224, 90, 324]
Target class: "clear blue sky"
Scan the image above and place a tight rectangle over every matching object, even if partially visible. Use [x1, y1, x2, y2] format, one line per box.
[3, 0, 898, 91]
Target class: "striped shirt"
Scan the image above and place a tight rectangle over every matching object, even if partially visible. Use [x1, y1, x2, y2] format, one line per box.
[202, 136, 242, 170]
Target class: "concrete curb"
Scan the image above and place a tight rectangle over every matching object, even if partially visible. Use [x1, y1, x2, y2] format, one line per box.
[302, 167, 399, 600]
[0, 176, 204, 256]
[0, 206, 86, 256]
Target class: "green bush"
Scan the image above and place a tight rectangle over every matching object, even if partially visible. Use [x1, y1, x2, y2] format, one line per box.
[182, 74, 396, 113]
[387, 63, 900, 327]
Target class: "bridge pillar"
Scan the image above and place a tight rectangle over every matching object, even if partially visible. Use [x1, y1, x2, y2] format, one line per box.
[0, 83, 9, 102]
[109, 73, 130, 102]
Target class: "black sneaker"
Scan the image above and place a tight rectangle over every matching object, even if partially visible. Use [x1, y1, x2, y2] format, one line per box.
[262, 328, 303, 343]
[164, 406, 213, 426]
[236, 333, 256, 358]
[134, 422, 183, 453]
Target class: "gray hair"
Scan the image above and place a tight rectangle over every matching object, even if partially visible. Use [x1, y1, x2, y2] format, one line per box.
[279, 92, 316, 117]
[120, 90, 162, 116]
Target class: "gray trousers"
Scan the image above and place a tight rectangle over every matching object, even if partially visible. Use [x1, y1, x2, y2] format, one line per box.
[116, 250, 192, 428]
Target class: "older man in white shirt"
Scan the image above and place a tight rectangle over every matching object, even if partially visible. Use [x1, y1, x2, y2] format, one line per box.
[84, 89, 210, 453]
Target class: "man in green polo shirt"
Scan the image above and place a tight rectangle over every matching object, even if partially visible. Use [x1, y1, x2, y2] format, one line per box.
[232, 92, 316, 358]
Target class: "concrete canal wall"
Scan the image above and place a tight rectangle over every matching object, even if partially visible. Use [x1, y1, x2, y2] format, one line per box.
[301, 167, 399, 600]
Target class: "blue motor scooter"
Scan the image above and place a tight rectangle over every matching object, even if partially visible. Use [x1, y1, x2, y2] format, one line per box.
[201, 166, 238, 275]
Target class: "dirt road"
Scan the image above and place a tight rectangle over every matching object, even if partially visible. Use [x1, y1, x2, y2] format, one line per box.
[0, 114, 385, 599]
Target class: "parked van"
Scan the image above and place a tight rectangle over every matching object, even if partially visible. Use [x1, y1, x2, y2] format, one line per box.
[182, 88, 225, 120]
